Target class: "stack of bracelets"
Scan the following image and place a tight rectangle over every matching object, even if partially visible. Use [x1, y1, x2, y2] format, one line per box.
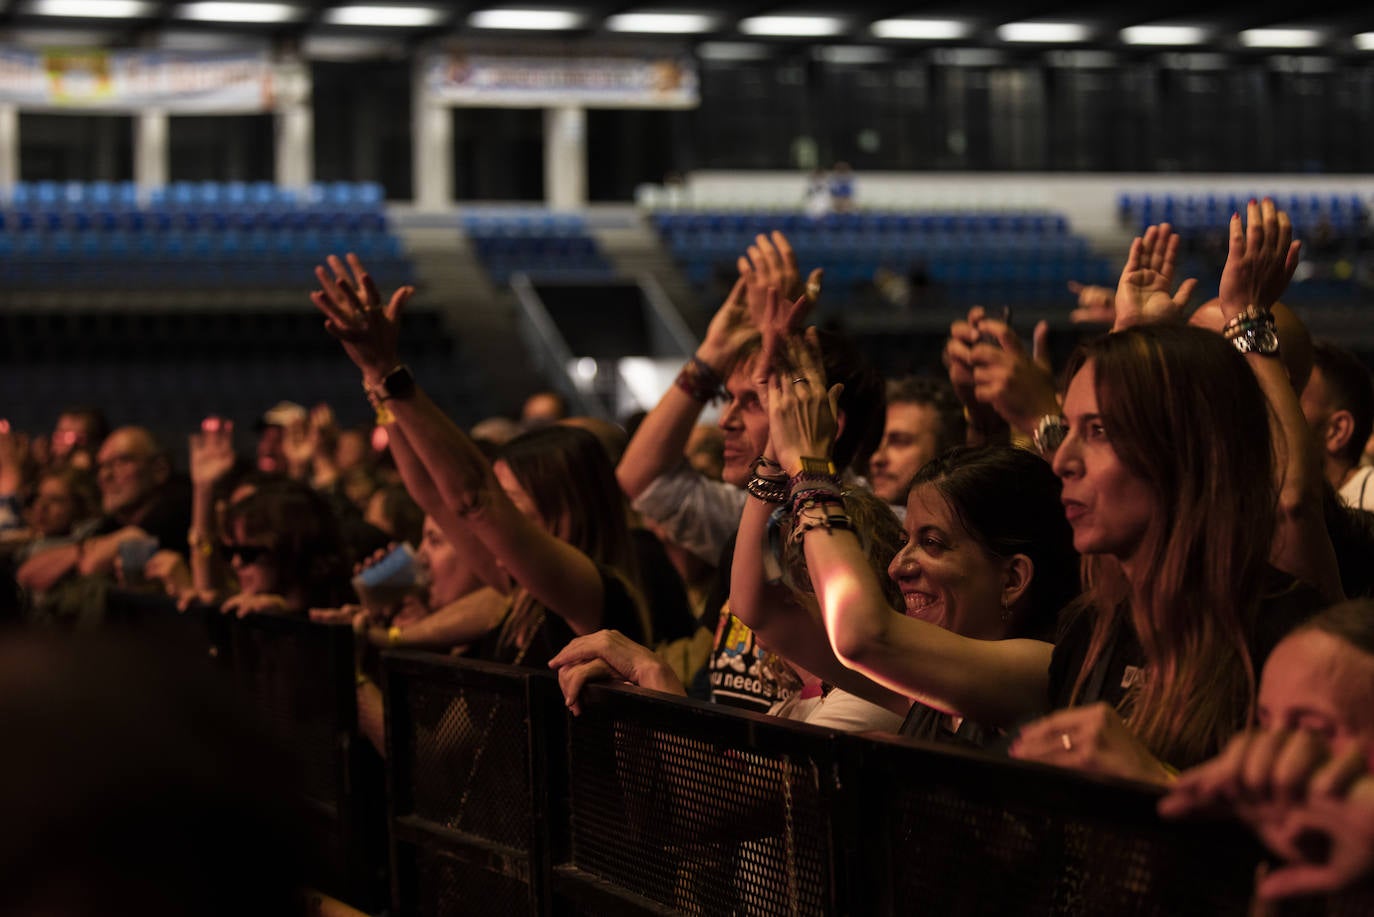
[752, 455, 855, 560]
[786, 467, 854, 544]
[674, 355, 727, 404]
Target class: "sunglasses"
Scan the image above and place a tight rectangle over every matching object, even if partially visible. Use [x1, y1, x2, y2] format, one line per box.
[219, 543, 274, 565]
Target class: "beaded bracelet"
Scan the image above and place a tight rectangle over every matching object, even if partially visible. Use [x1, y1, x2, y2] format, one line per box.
[787, 470, 842, 497]
[674, 355, 727, 403]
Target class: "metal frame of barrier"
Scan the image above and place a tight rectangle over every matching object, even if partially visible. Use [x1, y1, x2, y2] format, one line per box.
[376, 652, 1291, 917]
[384, 651, 567, 917]
[101, 591, 385, 910]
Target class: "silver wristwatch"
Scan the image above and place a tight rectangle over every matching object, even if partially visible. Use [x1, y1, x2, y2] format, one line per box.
[1032, 414, 1068, 457]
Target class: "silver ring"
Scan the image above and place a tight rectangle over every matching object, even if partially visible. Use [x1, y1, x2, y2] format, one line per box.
[1060, 732, 1073, 752]
[792, 377, 809, 385]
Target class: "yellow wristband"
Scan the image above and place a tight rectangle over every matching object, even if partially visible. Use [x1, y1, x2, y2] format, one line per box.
[387, 625, 403, 645]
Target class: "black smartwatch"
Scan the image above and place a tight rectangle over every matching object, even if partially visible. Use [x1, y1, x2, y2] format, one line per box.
[370, 364, 416, 401]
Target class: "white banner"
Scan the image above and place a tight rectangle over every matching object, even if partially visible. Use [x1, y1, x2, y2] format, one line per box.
[0, 50, 274, 113]
[426, 54, 698, 109]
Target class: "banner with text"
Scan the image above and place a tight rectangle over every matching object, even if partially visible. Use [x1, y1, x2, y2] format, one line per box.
[425, 54, 698, 108]
[0, 50, 274, 112]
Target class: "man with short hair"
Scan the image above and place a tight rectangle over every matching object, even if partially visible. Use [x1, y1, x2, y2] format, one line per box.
[1300, 342, 1374, 511]
[616, 235, 885, 712]
[867, 377, 965, 511]
[17, 426, 190, 593]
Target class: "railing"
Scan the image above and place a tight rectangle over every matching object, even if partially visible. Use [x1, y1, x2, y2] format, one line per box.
[101, 591, 387, 912]
[95, 594, 1371, 916]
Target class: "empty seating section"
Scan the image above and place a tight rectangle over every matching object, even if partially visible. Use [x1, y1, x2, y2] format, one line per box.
[1119, 190, 1371, 308]
[652, 210, 1116, 310]
[0, 180, 410, 290]
[1118, 191, 1368, 237]
[461, 212, 614, 285]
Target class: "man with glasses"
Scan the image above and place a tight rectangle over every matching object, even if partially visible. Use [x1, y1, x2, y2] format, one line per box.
[17, 427, 190, 596]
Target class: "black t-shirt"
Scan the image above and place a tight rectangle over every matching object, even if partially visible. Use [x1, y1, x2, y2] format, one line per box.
[92, 477, 193, 556]
[1047, 567, 1323, 717]
[631, 528, 698, 644]
[466, 564, 646, 670]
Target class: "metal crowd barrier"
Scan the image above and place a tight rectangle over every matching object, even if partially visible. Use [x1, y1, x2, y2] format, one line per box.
[101, 590, 387, 911]
[380, 653, 1349, 917]
[91, 599, 1371, 917]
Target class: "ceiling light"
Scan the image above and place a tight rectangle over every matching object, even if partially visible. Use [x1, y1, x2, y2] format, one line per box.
[818, 45, 889, 64]
[1238, 28, 1321, 48]
[738, 15, 845, 38]
[468, 9, 581, 30]
[26, 0, 155, 17]
[1356, 33, 1374, 51]
[696, 42, 768, 61]
[871, 18, 967, 41]
[1120, 25, 1206, 46]
[606, 13, 715, 34]
[177, 2, 300, 22]
[322, 4, 444, 26]
[997, 22, 1089, 43]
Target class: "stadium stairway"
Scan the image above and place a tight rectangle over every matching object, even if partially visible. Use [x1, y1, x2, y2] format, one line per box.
[589, 208, 710, 338]
[390, 211, 539, 421]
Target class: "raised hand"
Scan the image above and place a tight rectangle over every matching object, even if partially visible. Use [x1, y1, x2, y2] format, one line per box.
[766, 326, 842, 476]
[1113, 223, 1198, 331]
[189, 419, 236, 490]
[282, 417, 319, 476]
[738, 230, 822, 308]
[1067, 281, 1116, 325]
[310, 252, 414, 383]
[1218, 198, 1301, 322]
[969, 319, 1061, 435]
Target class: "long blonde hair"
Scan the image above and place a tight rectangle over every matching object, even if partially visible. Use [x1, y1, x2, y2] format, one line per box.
[1067, 325, 1276, 767]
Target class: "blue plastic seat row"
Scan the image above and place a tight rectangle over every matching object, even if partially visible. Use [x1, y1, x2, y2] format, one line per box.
[0, 255, 412, 290]
[0, 209, 389, 233]
[0, 230, 402, 261]
[461, 214, 587, 236]
[653, 211, 1072, 237]
[4, 180, 385, 210]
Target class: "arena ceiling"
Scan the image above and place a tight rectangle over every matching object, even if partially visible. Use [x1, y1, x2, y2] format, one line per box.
[0, 0, 1369, 57]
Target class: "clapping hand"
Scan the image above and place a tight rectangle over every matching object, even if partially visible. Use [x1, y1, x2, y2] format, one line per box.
[766, 325, 842, 476]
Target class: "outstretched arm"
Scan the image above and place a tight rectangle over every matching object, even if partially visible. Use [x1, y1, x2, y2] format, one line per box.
[772, 330, 1052, 728]
[382, 422, 508, 594]
[617, 231, 817, 498]
[1217, 200, 1341, 603]
[311, 254, 606, 636]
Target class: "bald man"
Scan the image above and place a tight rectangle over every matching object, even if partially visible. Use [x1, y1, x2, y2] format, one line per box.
[17, 427, 190, 594]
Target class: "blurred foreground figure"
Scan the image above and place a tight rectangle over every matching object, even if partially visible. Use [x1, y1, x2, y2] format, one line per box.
[0, 635, 307, 917]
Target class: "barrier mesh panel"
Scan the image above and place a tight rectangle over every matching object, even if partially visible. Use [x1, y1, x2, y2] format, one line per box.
[410, 843, 531, 917]
[230, 624, 341, 814]
[885, 776, 1249, 916]
[568, 713, 830, 916]
[401, 676, 531, 852]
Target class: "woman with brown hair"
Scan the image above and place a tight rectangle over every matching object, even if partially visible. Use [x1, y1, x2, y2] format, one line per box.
[790, 205, 1329, 782]
[309, 255, 648, 668]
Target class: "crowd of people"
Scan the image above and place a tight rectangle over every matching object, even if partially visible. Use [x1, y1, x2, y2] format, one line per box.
[4, 199, 1374, 910]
